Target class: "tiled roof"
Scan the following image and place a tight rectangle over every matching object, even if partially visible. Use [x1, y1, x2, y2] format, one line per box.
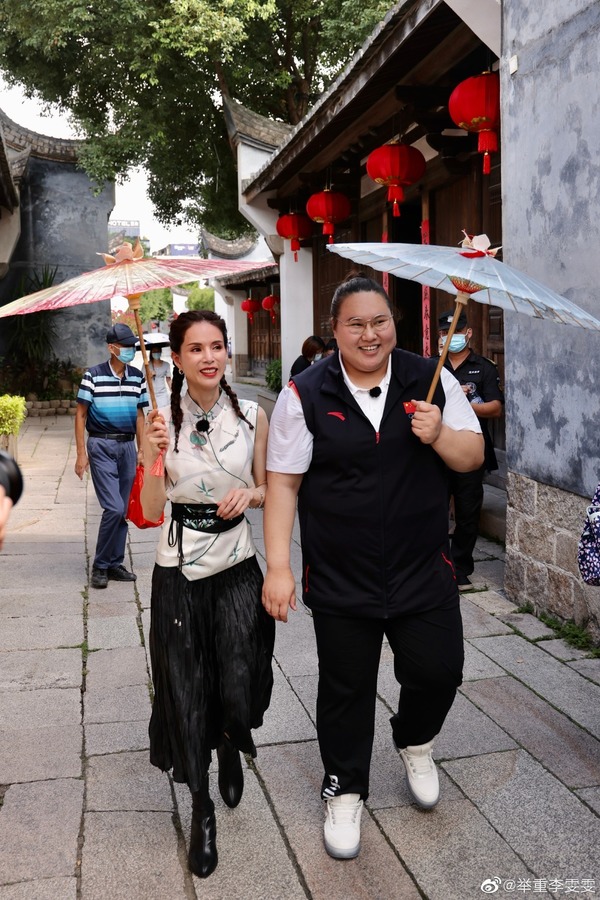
[0, 108, 80, 162]
[213, 262, 279, 287]
[223, 97, 292, 152]
[200, 227, 258, 259]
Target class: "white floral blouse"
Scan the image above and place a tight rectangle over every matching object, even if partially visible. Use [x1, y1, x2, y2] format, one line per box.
[155, 391, 258, 581]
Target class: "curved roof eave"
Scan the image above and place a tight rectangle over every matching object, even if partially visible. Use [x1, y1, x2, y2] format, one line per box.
[241, 0, 437, 200]
[0, 108, 80, 162]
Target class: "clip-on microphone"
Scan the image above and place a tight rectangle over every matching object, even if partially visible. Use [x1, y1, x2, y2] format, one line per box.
[369, 387, 382, 398]
[195, 418, 210, 434]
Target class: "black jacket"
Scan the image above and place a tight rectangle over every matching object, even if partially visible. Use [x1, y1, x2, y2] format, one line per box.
[443, 349, 504, 471]
[292, 349, 457, 618]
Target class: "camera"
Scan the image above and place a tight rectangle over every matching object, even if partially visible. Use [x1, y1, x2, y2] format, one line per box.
[0, 451, 23, 506]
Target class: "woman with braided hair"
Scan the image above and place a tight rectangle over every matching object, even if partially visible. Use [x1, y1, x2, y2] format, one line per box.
[141, 310, 274, 880]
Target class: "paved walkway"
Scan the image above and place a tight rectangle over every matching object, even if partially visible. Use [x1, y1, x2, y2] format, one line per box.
[1, 408, 599, 900]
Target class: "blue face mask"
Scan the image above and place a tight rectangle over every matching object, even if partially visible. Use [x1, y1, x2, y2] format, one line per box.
[442, 334, 468, 353]
[116, 347, 136, 364]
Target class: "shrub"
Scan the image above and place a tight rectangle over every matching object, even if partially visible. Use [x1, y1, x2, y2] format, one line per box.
[0, 395, 27, 435]
[265, 359, 282, 394]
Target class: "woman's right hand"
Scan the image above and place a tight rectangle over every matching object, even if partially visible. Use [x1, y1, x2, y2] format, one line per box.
[262, 567, 297, 623]
[144, 410, 169, 465]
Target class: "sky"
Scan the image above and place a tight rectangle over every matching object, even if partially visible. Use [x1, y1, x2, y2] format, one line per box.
[0, 79, 197, 252]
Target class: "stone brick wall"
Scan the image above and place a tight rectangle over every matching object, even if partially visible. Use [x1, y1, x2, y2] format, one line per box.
[505, 472, 600, 642]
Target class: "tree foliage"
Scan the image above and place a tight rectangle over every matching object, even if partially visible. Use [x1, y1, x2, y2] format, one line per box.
[0, 0, 389, 236]
[139, 288, 173, 325]
[186, 286, 215, 311]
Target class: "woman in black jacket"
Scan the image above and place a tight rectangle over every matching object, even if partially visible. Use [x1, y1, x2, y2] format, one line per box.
[263, 274, 484, 861]
[289, 334, 326, 378]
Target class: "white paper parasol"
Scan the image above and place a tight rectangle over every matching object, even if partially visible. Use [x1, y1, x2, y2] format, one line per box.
[328, 234, 600, 401]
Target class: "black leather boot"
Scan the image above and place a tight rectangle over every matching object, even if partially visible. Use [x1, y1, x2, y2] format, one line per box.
[188, 777, 218, 878]
[217, 735, 244, 808]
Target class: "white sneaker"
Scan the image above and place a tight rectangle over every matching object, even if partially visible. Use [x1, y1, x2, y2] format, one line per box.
[398, 741, 440, 809]
[323, 793, 363, 859]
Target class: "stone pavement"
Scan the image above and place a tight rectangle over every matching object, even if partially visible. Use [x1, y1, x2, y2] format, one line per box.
[1, 410, 599, 900]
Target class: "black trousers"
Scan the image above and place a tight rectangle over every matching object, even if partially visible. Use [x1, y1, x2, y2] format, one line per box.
[312, 602, 464, 800]
[448, 465, 485, 578]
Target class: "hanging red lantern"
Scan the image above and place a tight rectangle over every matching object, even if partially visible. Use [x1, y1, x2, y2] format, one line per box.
[366, 144, 426, 217]
[306, 189, 351, 244]
[241, 298, 260, 324]
[262, 294, 279, 324]
[276, 213, 313, 261]
[448, 71, 500, 175]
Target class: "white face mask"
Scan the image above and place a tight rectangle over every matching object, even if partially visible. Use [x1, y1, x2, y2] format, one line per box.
[151, 351, 161, 360]
[313, 353, 323, 361]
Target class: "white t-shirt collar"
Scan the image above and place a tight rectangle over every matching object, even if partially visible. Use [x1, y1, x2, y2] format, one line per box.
[339, 352, 392, 397]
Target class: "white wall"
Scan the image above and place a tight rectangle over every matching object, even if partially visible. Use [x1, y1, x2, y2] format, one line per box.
[278, 248, 314, 382]
[236, 141, 315, 380]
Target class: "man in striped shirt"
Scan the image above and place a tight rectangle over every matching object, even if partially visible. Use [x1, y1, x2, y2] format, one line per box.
[75, 323, 148, 589]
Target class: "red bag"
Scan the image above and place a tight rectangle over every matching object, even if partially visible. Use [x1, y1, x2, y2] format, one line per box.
[126, 465, 164, 529]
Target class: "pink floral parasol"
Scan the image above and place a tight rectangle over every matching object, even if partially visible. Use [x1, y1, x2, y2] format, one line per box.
[0, 240, 271, 409]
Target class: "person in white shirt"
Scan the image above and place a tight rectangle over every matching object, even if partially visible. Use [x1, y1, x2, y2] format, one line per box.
[148, 347, 172, 408]
[263, 273, 483, 862]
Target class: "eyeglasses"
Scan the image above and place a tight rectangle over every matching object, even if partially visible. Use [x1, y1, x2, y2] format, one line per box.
[338, 315, 394, 334]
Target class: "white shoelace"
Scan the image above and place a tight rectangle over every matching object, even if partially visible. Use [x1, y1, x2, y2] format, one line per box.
[329, 799, 362, 825]
[404, 752, 434, 777]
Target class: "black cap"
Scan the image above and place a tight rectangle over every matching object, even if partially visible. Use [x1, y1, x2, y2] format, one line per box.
[438, 309, 468, 331]
[106, 323, 137, 346]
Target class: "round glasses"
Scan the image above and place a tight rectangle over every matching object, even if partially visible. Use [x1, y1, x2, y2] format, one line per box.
[338, 315, 394, 334]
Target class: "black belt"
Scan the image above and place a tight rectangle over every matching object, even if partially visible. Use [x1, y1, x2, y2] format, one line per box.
[88, 432, 135, 442]
[168, 503, 244, 569]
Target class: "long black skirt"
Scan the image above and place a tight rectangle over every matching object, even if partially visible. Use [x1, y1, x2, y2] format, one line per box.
[148, 556, 275, 792]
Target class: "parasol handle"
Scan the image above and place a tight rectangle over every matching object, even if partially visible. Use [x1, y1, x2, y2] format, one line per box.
[425, 293, 469, 404]
[127, 294, 158, 410]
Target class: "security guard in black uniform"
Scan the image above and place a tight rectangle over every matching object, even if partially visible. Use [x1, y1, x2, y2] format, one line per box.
[438, 310, 504, 589]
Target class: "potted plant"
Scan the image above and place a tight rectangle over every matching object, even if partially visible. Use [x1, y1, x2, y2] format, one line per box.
[0, 394, 26, 460]
[257, 359, 282, 420]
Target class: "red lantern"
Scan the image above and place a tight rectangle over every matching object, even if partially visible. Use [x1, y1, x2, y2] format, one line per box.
[276, 213, 313, 261]
[448, 71, 500, 175]
[241, 298, 260, 324]
[366, 144, 426, 217]
[262, 294, 279, 324]
[306, 190, 351, 244]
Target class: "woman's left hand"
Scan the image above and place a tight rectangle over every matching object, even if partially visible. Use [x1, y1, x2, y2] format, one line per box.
[217, 488, 253, 520]
[410, 399, 442, 445]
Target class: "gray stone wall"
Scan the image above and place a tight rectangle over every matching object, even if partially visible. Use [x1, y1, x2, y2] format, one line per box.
[501, 1, 600, 634]
[1, 157, 114, 368]
[505, 473, 599, 640]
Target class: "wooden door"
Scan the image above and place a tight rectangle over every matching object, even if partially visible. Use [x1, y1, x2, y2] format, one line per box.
[248, 296, 281, 376]
[430, 157, 505, 454]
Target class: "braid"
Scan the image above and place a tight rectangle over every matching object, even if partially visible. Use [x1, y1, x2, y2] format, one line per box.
[171, 367, 185, 452]
[220, 377, 254, 430]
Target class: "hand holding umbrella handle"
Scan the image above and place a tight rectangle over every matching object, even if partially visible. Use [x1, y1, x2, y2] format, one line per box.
[425, 293, 469, 404]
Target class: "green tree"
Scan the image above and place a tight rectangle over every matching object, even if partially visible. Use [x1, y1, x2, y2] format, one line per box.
[186, 286, 215, 311]
[0, 0, 389, 237]
[139, 288, 173, 325]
